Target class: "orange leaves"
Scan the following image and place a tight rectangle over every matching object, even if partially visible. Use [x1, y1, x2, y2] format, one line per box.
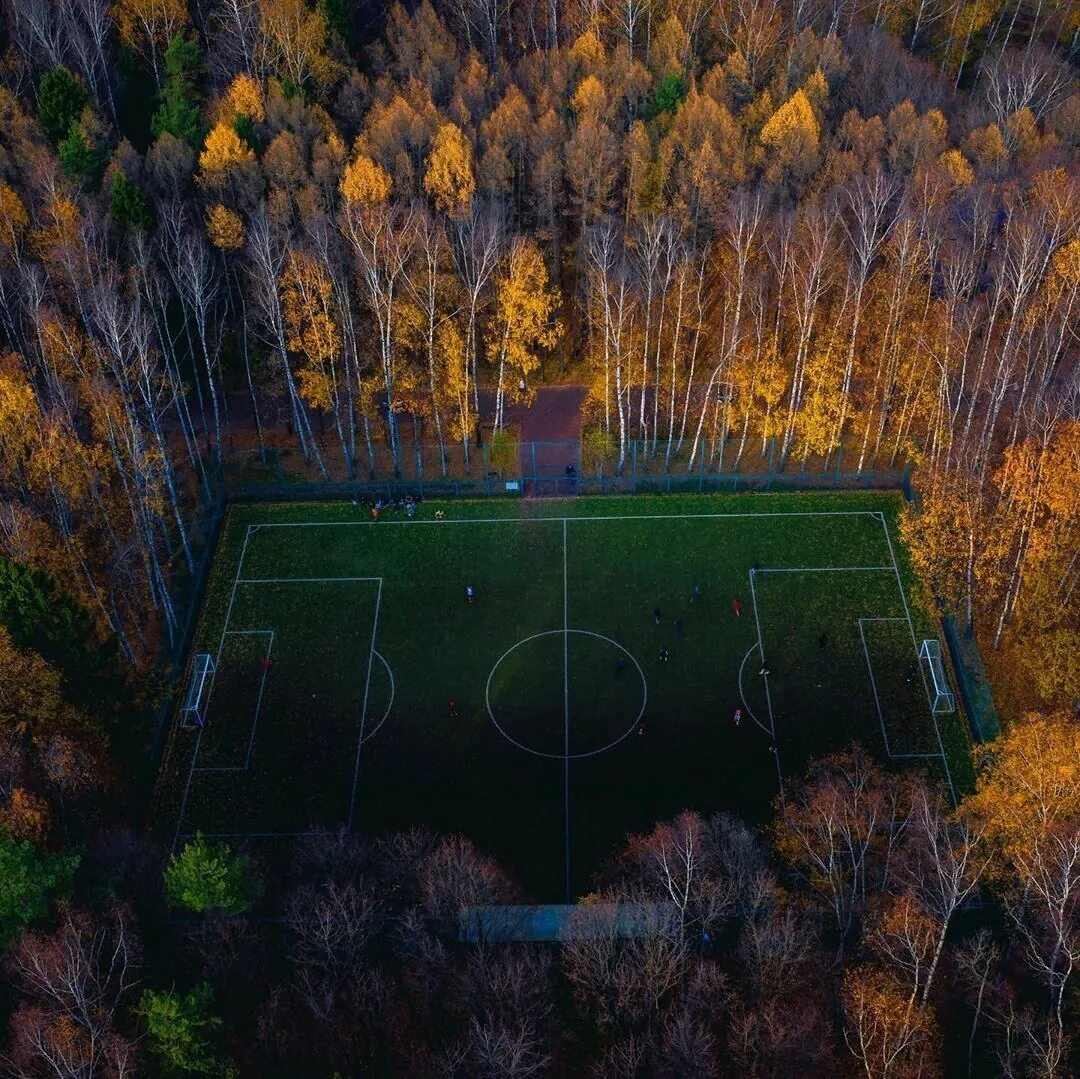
[0, 788, 51, 843]
[841, 964, 938, 1078]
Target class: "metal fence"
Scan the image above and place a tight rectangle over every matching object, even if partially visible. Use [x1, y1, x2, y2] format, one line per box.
[942, 615, 1002, 743]
[220, 436, 913, 501]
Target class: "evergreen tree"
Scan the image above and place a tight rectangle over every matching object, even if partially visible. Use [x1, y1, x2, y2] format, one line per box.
[646, 72, 687, 119]
[164, 835, 259, 914]
[58, 125, 107, 182]
[137, 983, 229, 1076]
[151, 33, 203, 146]
[110, 171, 153, 230]
[37, 66, 89, 144]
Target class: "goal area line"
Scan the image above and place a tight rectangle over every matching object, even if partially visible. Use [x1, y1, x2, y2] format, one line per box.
[171, 520, 383, 851]
[748, 556, 956, 807]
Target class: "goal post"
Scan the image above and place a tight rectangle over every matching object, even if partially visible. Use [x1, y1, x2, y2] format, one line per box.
[918, 639, 955, 714]
[181, 652, 216, 729]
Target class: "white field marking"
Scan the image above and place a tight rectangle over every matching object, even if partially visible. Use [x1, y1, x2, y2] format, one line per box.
[192, 630, 275, 773]
[251, 508, 885, 529]
[563, 519, 570, 903]
[738, 642, 772, 737]
[347, 578, 383, 831]
[236, 576, 382, 584]
[855, 617, 939, 760]
[747, 569, 785, 808]
[858, 618, 897, 758]
[359, 651, 396, 745]
[753, 565, 893, 573]
[878, 514, 958, 806]
[485, 629, 648, 760]
[177, 551, 382, 838]
[747, 570, 776, 740]
[173, 524, 253, 852]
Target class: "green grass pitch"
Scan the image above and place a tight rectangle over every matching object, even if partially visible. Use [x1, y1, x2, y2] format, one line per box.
[154, 492, 974, 901]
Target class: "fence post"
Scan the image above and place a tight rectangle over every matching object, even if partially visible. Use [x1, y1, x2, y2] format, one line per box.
[766, 439, 775, 490]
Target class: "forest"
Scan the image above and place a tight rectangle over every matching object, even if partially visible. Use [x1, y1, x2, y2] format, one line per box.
[0, 0, 1076, 1074]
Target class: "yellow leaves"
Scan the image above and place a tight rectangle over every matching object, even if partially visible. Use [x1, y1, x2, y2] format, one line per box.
[32, 196, 80, 261]
[205, 204, 246, 251]
[569, 29, 606, 73]
[962, 123, 1008, 173]
[0, 183, 29, 251]
[279, 250, 341, 411]
[761, 88, 819, 151]
[423, 122, 475, 220]
[802, 68, 828, 113]
[1046, 239, 1080, 299]
[220, 73, 265, 124]
[0, 625, 78, 738]
[111, 0, 189, 66]
[759, 89, 820, 185]
[257, 0, 333, 90]
[340, 153, 392, 206]
[488, 237, 563, 382]
[198, 122, 255, 187]
[841, 964, 938, 1075]
[963, 710, 1080, 870]
[937, 148, 974, 187]
[571, 75, 607, 121]
[796, 350, 843, 458]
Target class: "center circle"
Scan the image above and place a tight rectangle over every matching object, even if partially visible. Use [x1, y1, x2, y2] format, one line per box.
[485, 630, 648, 759]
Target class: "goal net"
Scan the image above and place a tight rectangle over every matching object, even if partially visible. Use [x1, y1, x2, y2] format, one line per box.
[181, 652, 216, 729]
[918, 639, 954, 714]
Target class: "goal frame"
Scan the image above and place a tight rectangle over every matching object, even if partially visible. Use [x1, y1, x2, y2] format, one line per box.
[918, 638, 955, 714]
[180, 652, 216, 729]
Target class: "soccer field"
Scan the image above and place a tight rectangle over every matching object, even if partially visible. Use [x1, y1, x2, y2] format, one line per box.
[155, 491, 973, 901]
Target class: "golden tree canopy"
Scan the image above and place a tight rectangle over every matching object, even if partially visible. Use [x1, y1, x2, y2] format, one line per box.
[198, 122, 255, 185]
[423, 122, 475, 220]
[340, 154, 393, 205]
[760, 88, 820, 153]
[220, 73, 265, 124]
[206, 204, 246, 251]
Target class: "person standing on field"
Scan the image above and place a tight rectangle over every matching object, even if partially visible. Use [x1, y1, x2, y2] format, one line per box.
[732, 597, 742, 618]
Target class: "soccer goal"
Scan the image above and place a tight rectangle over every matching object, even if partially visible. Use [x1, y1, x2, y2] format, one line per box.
[180, 652, 216, 729]
[918, 639, 955, 714]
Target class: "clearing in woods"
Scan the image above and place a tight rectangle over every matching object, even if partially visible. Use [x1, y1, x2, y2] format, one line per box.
[155, 491, 972, 901]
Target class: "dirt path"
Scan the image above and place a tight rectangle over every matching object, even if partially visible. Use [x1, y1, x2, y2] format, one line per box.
[480, 385, 587, 442]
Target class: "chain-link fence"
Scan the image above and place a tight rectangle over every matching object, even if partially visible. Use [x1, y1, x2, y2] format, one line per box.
[219, 436, 913, 501]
